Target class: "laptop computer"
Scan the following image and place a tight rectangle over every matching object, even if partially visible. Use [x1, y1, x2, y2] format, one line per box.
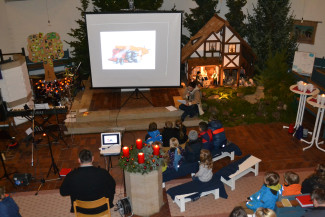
[100, 132, 121, 155]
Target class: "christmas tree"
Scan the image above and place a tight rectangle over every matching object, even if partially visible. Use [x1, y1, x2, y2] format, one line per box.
[225, 0, 247, 38]
[183, 0, 219, 45]
[65, 0, 91, 79]
[246, 0, 297, 72]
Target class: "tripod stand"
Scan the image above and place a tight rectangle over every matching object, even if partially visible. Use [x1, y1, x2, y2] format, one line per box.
[0, 152, 16, 187]
[120, 88, 153, 108]
[35, 133, 61, 195]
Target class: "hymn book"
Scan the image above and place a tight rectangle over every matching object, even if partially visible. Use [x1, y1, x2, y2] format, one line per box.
[296, 194, 313, 207]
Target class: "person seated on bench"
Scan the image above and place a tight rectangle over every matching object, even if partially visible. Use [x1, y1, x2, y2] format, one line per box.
[162, 121, 178, 147]
[198, 122, 213, 151]
[245, 172, 282, 213]
[145, 122, 163, 145]
[208, 115, 227, 150]
[253, 207, 276, 217]
[229, 206, 247, 217]
[0, 186, 21, 217]
[301, 163, 325, 194]
[282, 171, 301, 196]
[166, 138, 184, 171]
[184, 130, 202, 163]
[163, 137, 199, 183]
[302, 188, 325, 217]
[192, 149, 213, 183]
[175, 119, 188, 144]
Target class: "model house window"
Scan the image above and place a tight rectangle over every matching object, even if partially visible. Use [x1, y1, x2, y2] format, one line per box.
[228, 44, 236, 53]
[206, 41, 218, 52]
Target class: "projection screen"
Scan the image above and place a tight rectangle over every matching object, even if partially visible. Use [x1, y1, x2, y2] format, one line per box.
[86, 12, 182, 88]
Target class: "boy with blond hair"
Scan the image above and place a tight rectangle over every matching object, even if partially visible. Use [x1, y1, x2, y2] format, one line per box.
[282, 171, 301, 196]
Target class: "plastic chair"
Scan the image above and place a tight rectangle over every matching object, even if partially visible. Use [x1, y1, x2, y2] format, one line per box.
[73, 197, 111, 217]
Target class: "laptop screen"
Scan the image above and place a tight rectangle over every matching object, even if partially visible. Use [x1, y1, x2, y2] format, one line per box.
[101, 132, 121, 147]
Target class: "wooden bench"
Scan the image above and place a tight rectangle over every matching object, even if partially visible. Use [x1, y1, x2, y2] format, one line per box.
[212, 150, 235, 162]
[221, 155, 261, 191]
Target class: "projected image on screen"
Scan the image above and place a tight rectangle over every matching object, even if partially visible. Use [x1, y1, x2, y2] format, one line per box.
[86, 12, 181, 88]
[100, 31, 155, 70]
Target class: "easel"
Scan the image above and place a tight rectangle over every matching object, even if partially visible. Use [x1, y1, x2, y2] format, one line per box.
[120, 88, 153, 108]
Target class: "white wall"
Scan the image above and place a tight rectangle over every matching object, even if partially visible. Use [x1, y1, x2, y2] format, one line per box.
[290, 0, 325, 58]
[0, 0, 13, 53]
[0, 0, 83, 54]
[0, 0, 324, 58]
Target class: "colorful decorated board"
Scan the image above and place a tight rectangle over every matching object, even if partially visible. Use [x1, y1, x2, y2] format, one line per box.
[27, 32, 64, 81]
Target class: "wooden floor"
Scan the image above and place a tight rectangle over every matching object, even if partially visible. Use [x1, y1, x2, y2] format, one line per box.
[0, 88, 324, 217]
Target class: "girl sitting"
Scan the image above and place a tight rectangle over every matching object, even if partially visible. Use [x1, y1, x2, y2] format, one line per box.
[166, 138, 184, 171]
[192, 149, 213, 182]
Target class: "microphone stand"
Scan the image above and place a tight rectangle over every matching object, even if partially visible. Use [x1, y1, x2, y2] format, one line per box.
[35, 132, 61, 195]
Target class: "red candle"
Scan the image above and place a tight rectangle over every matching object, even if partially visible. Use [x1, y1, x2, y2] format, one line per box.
[136, 139, 142, 149]
[122, 146, 129, 157]
[153, 145, 160, 156]
[138, 153, 144, 164]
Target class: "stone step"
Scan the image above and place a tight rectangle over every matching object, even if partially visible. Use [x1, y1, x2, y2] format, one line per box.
[74, 107, 183, 123]
[64, 116, 201, 135]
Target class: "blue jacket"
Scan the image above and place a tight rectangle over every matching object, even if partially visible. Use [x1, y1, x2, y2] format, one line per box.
[145, 130, 162, 144]
[0, 197, 21, 217]
[208, 120, 227, 150]
[246, 184, 282, 212]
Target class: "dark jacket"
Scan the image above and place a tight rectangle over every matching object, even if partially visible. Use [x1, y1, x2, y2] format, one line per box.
[175, 125, 188, 144]
[184, 139, 202, 163]
[301, 175, 325, 194]
[199, 129, 213, 151]
[302, 207, 325, 217]
[60, 166, 116, 213]
[208, 120, 227, 150]
[162, 127, 178, 147]
[0, 197, 21, 217]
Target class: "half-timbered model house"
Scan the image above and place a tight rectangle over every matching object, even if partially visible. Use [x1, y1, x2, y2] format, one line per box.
[182, 14, 256, 87]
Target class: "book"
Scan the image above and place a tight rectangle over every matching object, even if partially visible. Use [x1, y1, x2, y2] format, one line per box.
[281, 198, 292, 207]
[60, 168, 72, 176]
[296, 194, 313, 207]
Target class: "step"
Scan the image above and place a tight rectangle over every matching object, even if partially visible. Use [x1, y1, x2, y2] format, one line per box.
[64, 116, 201, 135]
[72, 107, 183, 122]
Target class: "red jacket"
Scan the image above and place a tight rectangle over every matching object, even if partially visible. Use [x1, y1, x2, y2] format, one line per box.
[199, 129, 213, 150]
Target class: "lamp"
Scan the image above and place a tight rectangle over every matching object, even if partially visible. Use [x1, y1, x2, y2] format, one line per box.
[128, 0, 134, 10]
